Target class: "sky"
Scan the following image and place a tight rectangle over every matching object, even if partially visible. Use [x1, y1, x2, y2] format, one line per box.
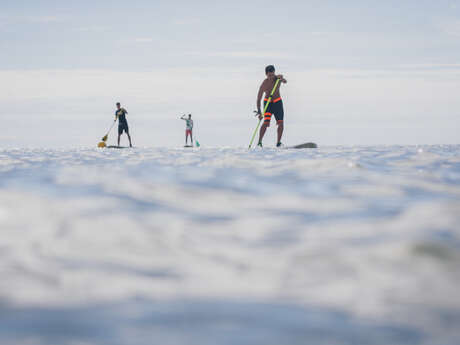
[1, 0, 460, 147]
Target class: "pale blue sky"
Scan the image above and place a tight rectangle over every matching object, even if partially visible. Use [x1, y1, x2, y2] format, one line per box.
[1, 0, 460, 147]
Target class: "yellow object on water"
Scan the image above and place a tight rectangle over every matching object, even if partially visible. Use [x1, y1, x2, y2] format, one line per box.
[98, 142, 107, 148]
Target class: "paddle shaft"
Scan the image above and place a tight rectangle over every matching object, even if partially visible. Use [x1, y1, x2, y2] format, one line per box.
[102, 118, 117, 141]
[106, 119, 117, 135]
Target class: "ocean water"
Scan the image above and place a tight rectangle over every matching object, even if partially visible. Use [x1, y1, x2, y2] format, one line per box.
[0, 145, 459, 345]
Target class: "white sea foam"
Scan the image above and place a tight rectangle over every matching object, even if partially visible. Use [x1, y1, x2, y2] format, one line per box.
[0, 145, 459, 344]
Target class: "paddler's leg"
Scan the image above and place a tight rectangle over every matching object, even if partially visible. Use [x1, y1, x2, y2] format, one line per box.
[118, 125, 122, 146]
[277, 121, 284, 144]
[258, 123, 268, 145]
[274, 100, 284, 146]
[124, 124, 132, 147]
[258, 111, 272, 145]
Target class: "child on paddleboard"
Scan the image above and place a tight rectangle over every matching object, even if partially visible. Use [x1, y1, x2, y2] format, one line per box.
[180, 114, 194, 147]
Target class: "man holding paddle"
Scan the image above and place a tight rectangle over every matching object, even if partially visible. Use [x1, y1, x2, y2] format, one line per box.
[115, 102, 132, 147]
[256, 65, 287, 147]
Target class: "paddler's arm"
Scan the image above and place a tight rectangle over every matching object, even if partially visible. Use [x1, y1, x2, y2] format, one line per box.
[256, 81, 265, 119]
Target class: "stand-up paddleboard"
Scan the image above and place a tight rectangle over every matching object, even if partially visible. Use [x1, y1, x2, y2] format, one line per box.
[107, 145, 133, 149]
[184, 145, 194, 148]
[286, 142, 318, 149]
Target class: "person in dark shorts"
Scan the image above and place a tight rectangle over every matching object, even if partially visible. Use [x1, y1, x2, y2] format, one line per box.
[115, 102, 132, 147]
[256, 65, 287, 147]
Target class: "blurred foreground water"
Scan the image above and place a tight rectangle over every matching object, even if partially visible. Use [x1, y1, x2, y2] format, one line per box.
[0, 145, 459, 345]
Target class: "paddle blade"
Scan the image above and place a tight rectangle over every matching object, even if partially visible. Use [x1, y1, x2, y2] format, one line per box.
[195, 140, 200, 147]
[98, 142, 107, 148]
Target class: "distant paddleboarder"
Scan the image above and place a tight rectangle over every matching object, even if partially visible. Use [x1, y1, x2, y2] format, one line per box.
[180, 114, 194, 147]
[256, 65, 287, 147]
[115, 102, 132, 147]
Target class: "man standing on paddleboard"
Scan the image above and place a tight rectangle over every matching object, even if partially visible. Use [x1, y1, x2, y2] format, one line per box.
[256, 65, 287, 147]
[115, 102, 132, 147]
[180, 114, 194, 147]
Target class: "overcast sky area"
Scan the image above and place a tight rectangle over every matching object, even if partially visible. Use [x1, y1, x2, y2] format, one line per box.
[1, 0, 460, 147]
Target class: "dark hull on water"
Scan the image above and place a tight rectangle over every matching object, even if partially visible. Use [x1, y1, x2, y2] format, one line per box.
[287, 142, 318, 149]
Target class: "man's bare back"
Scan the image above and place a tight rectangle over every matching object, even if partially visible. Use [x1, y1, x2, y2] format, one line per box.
[257, 75, 287, 115]
[259, 77, 282, 99]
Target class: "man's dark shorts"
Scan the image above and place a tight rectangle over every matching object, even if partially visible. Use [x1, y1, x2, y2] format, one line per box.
[263, 98, 284, 126]
[118, 122, 129, 135]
